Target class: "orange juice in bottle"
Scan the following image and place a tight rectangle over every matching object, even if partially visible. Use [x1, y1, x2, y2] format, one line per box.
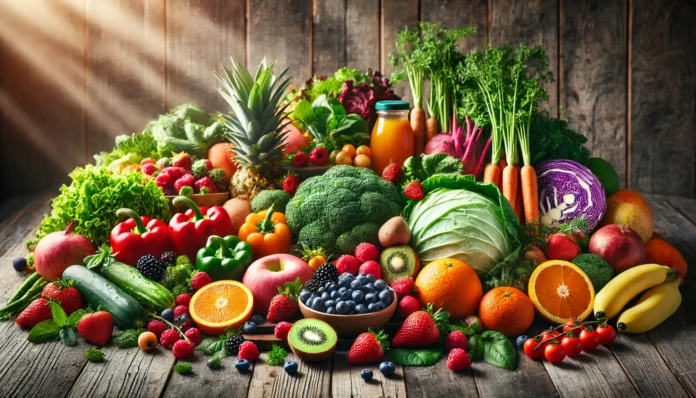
[370, 101, 414, 175]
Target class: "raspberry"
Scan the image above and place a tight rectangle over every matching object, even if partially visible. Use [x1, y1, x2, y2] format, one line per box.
[391, 277, 414, 299]
[176, 294, 192, 307]
[161, 166, 188, 180]
[155, 173, 173, 189]
[445, 330, 468, 351]
[358, 261, 382, 279]
[172, 339, 195, 359]
[238, 341, 260, 362]
[191, 272, 212, 291]
[335, 255, 361, 275]
[174, 174, 195, 193]
[354, 243, 379, 262]
[184, 328, 201, 346]
[397, 295, 421, 319]
[147, 320, 167, 340]
[194, 176, 216, 194]
[291, 152, 309, 167]
[282, 175, 301, 195]
[141, 163, 157, 176]
[174, 305, 189, 318]
[160, 329, 181, 349]
[309, 147, 329, 166]
[447, 348, 472, 371]
[180, 319, 194, 332]
[274, 321, 293, 340]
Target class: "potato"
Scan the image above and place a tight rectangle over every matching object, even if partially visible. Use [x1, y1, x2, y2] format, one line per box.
[379, 216, 411, 248]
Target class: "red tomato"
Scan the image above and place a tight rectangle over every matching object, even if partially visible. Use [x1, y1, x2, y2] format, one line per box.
[561, 336, 583, 357]
[596, 325, 617, 345]
[539, 331, 560, 348]
[562, 320, 583, 336]
[523, 338, 544, 359]
[544, 344, 566, 363]
[579, 329, 601, 350]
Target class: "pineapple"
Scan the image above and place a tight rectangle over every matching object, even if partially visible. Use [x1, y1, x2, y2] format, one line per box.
[217, 58, 291, 199]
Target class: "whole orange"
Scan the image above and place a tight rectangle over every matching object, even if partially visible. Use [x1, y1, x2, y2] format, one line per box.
[645, 237, 688, 279]
[414, 258, 482, 320]
[601, 190, 654, 241]
[478, 287, 534, 337]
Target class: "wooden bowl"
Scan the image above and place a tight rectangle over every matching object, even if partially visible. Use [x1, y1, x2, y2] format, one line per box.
[166, 192, 229, 213]
[278, 164, 332, 179]
[298, 288, 397, 336]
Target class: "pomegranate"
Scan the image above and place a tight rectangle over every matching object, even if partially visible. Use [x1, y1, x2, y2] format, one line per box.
[589, 224, 646, 273]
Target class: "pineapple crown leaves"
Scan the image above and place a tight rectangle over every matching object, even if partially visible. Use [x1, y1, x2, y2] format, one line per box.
[277, 277, 303, 302]
[367, 328, 391, 351]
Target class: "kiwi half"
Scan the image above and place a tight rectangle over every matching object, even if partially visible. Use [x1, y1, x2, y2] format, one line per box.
[287, 319, 337, 362]
[379, 245, 420, 284]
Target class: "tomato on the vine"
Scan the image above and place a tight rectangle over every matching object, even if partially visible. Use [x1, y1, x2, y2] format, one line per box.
[596, 325, 617, 345]
[523, 338, 544, 359]
[579, 329, 601, 350]
[539, 331, 560, 348]
[561, 336, 583, 357]
[544, 344, 566, 363]
[562, 320, 583, 336]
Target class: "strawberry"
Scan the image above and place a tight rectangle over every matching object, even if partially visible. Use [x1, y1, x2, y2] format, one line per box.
[445, 330, 468, 351]
[447, 348, 472, 371]
[161, 166, 188, 180]
[160, 329, 180, 349]
[172, 153, 193, 171]
[392, 305, 445, 348]
[42, 280, 83, 315]
[292, 152, 309, 167]
[347, 329, 389, 365]
[403, 180, 424, 201]
[267, 278, 302, 323]
[175, 293, 192, 307]
[147, 320, 167, 340]
[282, 174, 301, 195]
[381, 163, 403, 183]
[390, 277, 414, 299]
[184, 327, 201, 346]
[140, 158, 155, 166]
[155, 173, 174, 190]
[16, 298, 52, 329]
[203, 159, 213, 170]
[354, 243, 379, 262]
[238, 341, 260, 362]
[194, 176, 217, 194]
[172, 339, 195, 358]
[335, 255, 361, 275]
[358, 261, 382, 279]
[77, 311, 114, 346]
[397, 295, 421, 319]
[141, 163, 157, 176]
[174, 174, 195, 193]
[274, 321, 293, 339]
[191, 271, 212, 291]
[309, 147, 329, 166]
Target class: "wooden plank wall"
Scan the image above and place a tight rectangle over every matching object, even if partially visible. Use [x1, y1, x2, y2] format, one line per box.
[0, 0, 694, 199]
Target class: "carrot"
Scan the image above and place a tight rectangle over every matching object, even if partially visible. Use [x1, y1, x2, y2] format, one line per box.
[426, 117, 439, 141]
[521, 165, 538, 223]
[411, 107, 426, 156]
[515, 180, 524, 222]
[502, 164, 518, 211]
[483, 163, 501, 189]
[499, 158, 507, 171]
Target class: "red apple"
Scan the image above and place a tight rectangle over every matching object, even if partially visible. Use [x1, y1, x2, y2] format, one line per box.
[242, 254, 314, 313]
[545, 233, 581, 261]
[35, 221, 95, 280]
[282, 120, 311, 154]
[589, 224, 646, 273]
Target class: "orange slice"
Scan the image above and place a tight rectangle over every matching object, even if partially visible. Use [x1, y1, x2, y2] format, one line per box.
[189, 280, 254, 335]
[528, 260, 595, 324]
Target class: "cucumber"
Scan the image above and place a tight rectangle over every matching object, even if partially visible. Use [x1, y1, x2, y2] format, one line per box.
[62, 265, 146, 329]
[100, 262, 175, 311]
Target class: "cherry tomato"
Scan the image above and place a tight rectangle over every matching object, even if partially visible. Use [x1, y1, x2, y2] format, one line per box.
[561, 336, 583, 357]
[353, 154, 371, 168]
[539, 331, 560, 348]
[579, 329, 601, 350]
[544, 344, 566, 363]
[335, 151, 353, 165]
[356, 145, 372, 157]
[523, 338, 544, 359]
[596, 325, 617, 345]
[562, 320, 583, 336]
[341, 144, 356, 158]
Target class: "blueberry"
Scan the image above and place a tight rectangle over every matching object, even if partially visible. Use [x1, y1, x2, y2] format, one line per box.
[516, 335, 529, 350]
[326, 306, 337, 314]
[338, 279, 351, 288]
[299, 290, 312, 303]
[374, 280, 386, 291]
[175, 314, 190, 324]
[327, 283, 338, 292]
[12, 257, 26, 272]
[366, 274, 376, 283]
[365, 292, 376, 303]
[330, 290, 340, 299]
[284, 361, 298, 374]
[350, 280, 363, 290]
[348, 309, 356, 315]
[338, 287, 347, 295]
[374, 302, 384, 311]
[325, 300, 335, 309]
[321, 292, 330, 300]
[161, 308, 174, 322]
[360, 369, 373, 381]
[379, 290, 392, 305]
[336, 301, 349, 315]
[340, 289, 352, 300]
[341, 273, 355, 282]
[243, 321, 258, 334]
[355, 304, 367, 314]
[347, 300, 356, 310]
[357, 274, 368, 283]
[236, 359, 251, 372]
[351, 290, 364, 302]
[367, 303, 378, 312]
[311, 299, 325, 311]
[379, 361, 396, 376]
[362, 283, 375, 293]
[250, 314, 265, 324]
[317, 287, 326, 294]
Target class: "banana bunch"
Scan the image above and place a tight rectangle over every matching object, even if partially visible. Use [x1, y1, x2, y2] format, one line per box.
[594, 263, 681, 333]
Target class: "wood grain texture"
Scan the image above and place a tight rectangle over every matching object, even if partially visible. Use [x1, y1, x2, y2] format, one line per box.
[561, 0, 628, 187]
[162, 355, 253, 398]
[85, 0, 166, 158]
[247, 352, 332, 398]
[313, 0, 346, 76]
[166, 0, 245, 112]
[631, 0, 696, 197]
[420, 0, 488, 52]
[248, 0, 312, 87]
[346, 0, 380, 71]
[403, 356, 476, 398]
[473, 353, 559, 398]
[489, 0, 559, 116]
[332, 350, 406, 398]
[381, 0, 419, 101]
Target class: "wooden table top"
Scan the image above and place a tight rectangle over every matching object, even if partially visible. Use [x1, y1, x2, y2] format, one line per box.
[1, 193, 694, 398]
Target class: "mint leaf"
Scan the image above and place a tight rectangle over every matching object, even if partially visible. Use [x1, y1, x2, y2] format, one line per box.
[51, 301, 67, 327]
[67, 309, 86, 326]
[198, 336, 225, 355]
[207, 350, 228, 369]
[60, 327, 78, 346]
[173, 363, 192, 374]
[481, 331, 516, 370]
[84, 349, 105, 362]
[389, 348, 441, 366]
[28, 319, 60, 343]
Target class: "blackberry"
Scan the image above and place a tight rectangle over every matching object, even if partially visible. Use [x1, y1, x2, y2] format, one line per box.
[305, 263, 339, 292]
[225, 334, 245, 355]
[160, 251, 177, 267]
[136, 254, 164, 281]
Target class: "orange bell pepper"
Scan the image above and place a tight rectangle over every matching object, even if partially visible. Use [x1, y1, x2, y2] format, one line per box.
[238, 204, 292, 258]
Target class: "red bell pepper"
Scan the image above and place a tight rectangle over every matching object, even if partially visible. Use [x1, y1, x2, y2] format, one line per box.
[110, 208, 171, 266]
[168, 196, 233, 261]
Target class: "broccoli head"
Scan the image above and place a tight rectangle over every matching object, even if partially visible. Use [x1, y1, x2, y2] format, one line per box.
[571, 254, 614, 291]
[251, 189, 293, 213]
[286, 166, 404, 255]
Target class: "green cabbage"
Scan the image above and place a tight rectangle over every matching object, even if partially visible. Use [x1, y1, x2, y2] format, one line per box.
[405, 175, 520, 277]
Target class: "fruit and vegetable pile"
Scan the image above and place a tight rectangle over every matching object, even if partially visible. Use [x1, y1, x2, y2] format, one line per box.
[2, 22, 689, 379]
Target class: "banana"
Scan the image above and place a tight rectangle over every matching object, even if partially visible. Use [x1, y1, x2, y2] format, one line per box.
[617, 278, 682, 333]
[594, 263, 675, 319]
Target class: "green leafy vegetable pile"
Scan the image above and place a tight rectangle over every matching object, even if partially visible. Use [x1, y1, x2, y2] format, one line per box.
[148, 104, 225, 159]
[291, 95, 369, 152]
[529, 111, 590, 165]
[93, 131, 167, 173]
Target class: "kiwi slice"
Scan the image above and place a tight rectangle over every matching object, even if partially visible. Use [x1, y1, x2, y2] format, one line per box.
[379, 245, 420, 284]
[287, 319, 337, 362]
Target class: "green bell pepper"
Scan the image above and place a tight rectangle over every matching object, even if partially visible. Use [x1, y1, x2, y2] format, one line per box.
[195, 235, 254, 281]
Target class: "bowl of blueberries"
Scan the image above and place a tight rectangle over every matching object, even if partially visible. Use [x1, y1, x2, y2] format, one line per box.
[298, 271, 397, 336]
